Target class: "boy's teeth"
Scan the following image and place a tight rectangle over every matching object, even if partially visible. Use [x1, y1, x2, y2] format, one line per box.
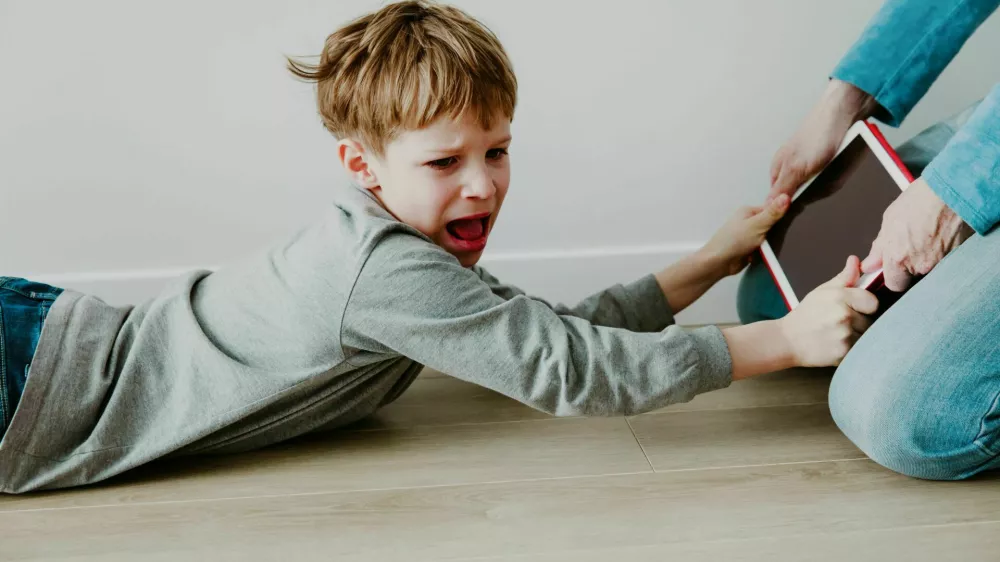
[449, 218, 486, 241]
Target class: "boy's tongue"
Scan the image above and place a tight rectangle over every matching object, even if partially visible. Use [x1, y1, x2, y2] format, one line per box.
[449, 218, 485, 241]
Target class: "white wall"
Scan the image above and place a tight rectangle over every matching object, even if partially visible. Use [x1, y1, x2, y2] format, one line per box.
[2, 1, 999, 323]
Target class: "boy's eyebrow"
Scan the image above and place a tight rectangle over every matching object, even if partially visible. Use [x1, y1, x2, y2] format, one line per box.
[425, 135, 513, 155]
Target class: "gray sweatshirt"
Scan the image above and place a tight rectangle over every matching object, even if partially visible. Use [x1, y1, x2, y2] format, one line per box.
[0, 186, 733, 493]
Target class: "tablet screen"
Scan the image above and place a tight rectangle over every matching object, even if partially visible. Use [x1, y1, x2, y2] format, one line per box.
[765, 136, 903, 298]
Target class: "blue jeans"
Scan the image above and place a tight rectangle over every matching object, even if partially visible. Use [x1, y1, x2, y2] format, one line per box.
[737, 102, 1000, 480]
[0, 277, 64, 440]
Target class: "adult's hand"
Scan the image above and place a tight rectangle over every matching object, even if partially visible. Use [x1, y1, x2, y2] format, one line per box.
[861, 178, 974, 292]
[767, 79, 878, 202]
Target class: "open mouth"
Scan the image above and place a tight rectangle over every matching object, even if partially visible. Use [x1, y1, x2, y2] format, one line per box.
[445, 213, 491, 251]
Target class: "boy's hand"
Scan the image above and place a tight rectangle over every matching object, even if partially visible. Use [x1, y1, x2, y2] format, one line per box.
[702, 194, 790, 277]
[778, 256, 879, 367]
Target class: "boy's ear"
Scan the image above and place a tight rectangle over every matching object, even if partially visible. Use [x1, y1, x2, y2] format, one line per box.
[337, 139, 379, 190]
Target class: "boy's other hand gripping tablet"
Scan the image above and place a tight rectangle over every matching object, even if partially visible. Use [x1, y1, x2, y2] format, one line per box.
[703, 194, 790, 277]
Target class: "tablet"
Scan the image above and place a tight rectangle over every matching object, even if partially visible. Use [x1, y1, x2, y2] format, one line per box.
[759, 121, 915, 310]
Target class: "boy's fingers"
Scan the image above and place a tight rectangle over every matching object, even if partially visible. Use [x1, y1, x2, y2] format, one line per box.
[844, 287, 879, 316]
[823, 256, 861, 288]
[850, 310, 874, 335]
[753, 193, 789, 227]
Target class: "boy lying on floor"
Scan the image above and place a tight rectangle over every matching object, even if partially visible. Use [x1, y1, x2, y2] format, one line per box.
[0, 1, 877, 493]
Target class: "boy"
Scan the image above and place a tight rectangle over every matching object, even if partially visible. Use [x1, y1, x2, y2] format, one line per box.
[0, 1, 877, 493]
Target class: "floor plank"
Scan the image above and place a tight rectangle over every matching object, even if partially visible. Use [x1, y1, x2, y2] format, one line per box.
[662, 368, 832, 413]
[4, 461, 997, 561]
[455, 521, 1000, 562]
[628, 403, 862, 471]
[0, 417, 650, 512]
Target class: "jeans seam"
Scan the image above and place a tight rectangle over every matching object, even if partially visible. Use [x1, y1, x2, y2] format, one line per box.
[973, 381, 1000, 458]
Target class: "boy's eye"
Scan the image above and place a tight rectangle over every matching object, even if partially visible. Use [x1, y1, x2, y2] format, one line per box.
[487, 148, 509, 160]
[427, 156, 457, 169]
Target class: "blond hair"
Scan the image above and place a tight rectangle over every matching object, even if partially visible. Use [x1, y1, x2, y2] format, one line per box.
[287, 1, 517, 155]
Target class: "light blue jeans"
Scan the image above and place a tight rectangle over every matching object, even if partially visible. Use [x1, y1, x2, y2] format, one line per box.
[738, 102, 1000, 480]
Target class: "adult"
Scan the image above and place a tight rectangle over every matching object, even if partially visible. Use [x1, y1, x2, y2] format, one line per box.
[738, 0, 1000, 480]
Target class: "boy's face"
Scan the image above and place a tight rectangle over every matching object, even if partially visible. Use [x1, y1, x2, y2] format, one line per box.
[343, 112, 512, 268]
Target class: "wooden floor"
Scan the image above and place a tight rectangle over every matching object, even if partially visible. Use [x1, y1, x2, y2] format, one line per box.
[3, 367, 1000, 561]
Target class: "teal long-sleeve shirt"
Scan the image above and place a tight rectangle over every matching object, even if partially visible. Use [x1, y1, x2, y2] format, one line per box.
[831, 0, 1000, 234]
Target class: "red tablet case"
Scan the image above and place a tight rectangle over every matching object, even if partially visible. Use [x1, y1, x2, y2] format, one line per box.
[759, 121, 915, 311]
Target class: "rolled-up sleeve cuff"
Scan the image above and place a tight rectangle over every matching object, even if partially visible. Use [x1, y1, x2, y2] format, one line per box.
[686, 325, 734, 393]
[921, 83, 1000, 235]
[621, 274, 676, 332]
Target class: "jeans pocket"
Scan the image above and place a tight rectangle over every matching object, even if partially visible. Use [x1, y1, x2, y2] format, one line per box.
[0, 278, 64, 304]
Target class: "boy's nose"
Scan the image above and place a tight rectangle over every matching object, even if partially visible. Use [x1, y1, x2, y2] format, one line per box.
[462, 172, 497, 199]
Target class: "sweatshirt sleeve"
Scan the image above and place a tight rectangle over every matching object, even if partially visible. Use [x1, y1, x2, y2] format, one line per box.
[340, 234, 732, 417]
[470, 265, 675, 333]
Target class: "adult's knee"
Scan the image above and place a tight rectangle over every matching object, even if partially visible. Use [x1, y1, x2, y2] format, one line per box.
[829, 347, 998, 481]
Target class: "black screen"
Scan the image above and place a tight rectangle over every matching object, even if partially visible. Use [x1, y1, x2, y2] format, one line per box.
[766, 137, 903, 298]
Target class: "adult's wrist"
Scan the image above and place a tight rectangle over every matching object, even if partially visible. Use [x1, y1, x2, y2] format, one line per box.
[823, 78, 878, 123]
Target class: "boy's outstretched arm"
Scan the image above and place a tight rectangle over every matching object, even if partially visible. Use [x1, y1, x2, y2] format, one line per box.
[340, 229, 825, 417]
[342, 234, 731, 416]
[720, 321, 796, 381]
[651, 251, 729, 315]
